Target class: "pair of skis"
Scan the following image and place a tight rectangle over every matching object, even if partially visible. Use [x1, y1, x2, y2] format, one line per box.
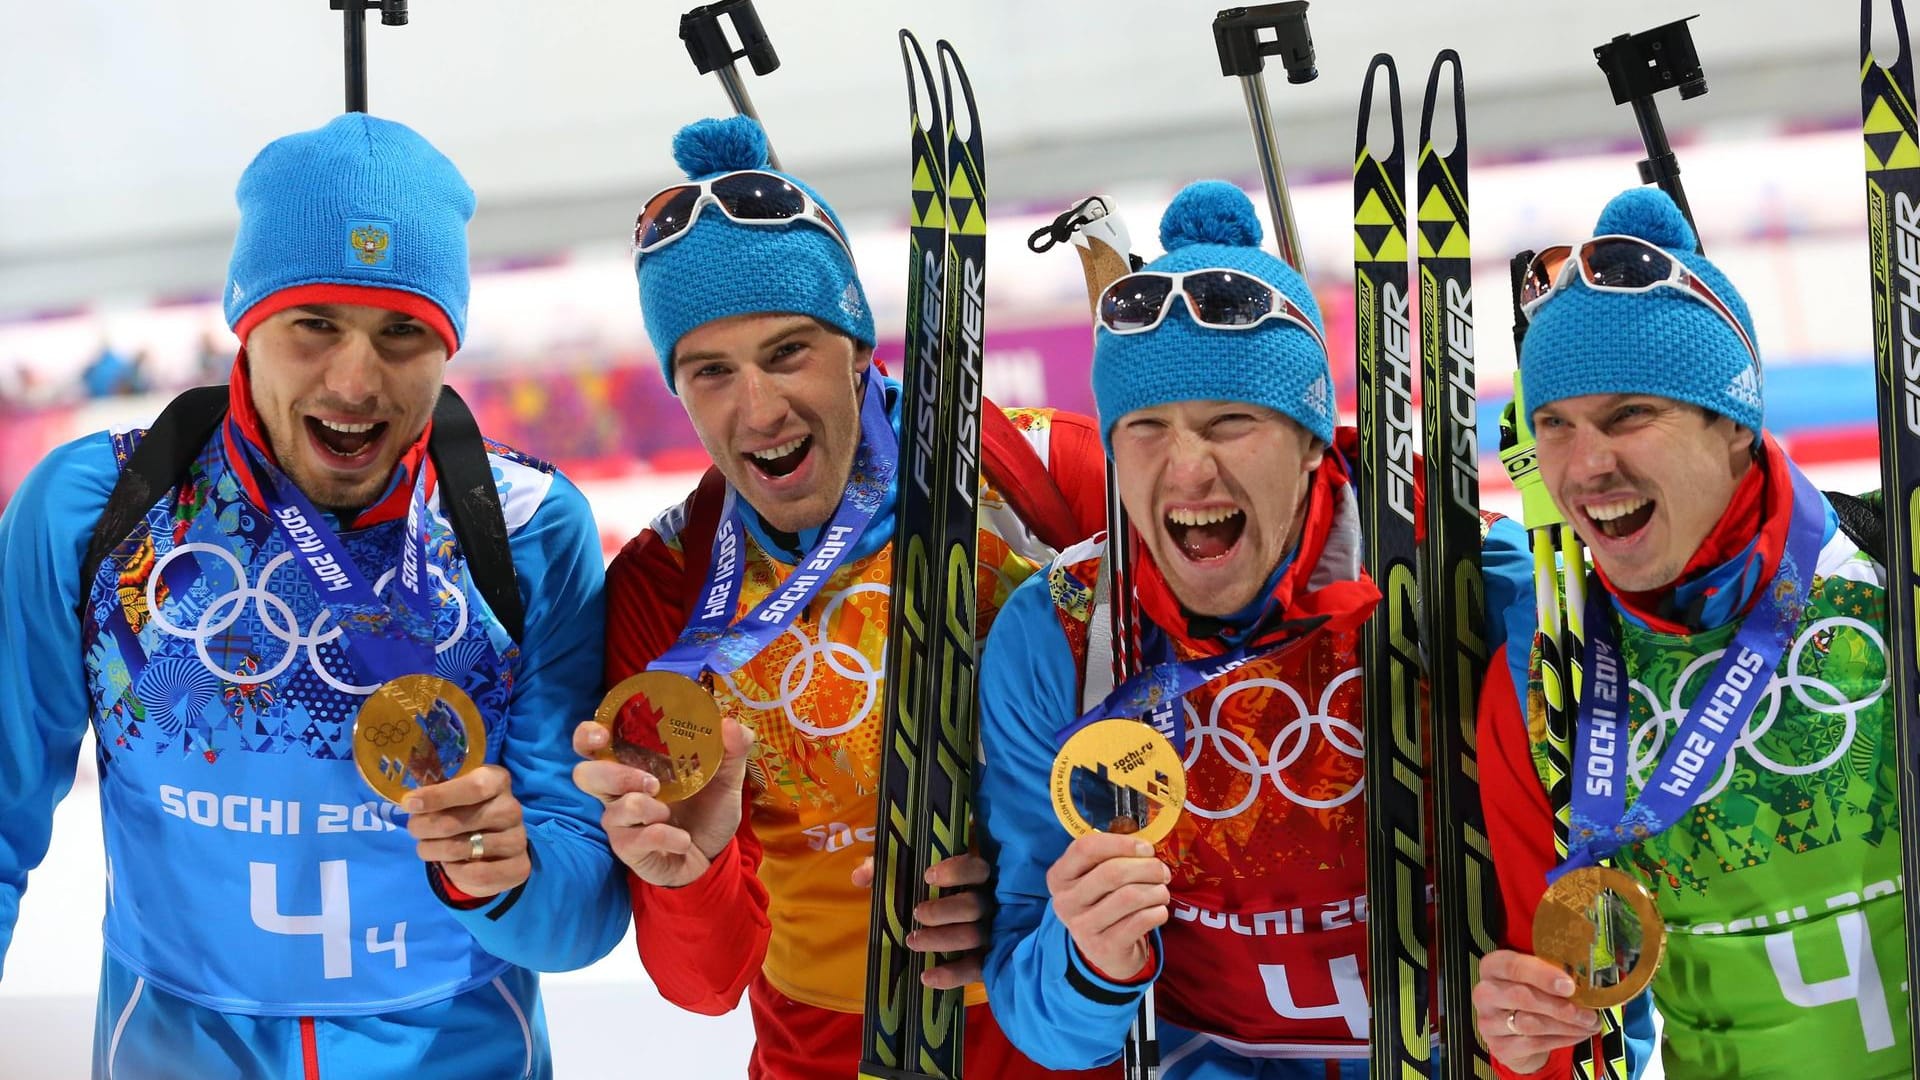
[861, 30, 988, 1080]
[1352, 49, 1500, 1080]
[676, 10, 991, 1075]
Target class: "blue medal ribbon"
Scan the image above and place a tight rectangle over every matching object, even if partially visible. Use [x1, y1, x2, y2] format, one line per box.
[1554, 459, 1826, 880]
[233, 421, 438, 688]
[653, 371, 897, 680]
[1054, 621, 1319, 757]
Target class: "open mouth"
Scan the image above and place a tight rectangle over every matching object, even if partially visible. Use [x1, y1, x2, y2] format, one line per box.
[304, 416, 389, 467]
[1165, 505, 1246, 562]
[1585, 496, 1655, 540]
[745, 435, 812, 479]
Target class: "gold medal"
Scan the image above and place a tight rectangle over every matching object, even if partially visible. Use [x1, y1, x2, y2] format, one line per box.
[352, 674, 486, 804]
[594, 671, 725, 803]
[1050, 719, 1185, 845]
[1534, 865, 1668, 1009]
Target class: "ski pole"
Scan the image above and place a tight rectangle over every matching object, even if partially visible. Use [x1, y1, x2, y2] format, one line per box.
[1593, 16, 1709, 252]
[1031, 195, 1159, 1080]
[1211, 3, 1318, 271]
[680, 0, 784, 170]
[332, 0, 408, 114]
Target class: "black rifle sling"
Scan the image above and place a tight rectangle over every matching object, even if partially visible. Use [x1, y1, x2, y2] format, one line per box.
[81, 384, 524, 644]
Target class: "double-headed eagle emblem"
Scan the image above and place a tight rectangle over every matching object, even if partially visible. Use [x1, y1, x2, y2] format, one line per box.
[349, 225, 391, 266]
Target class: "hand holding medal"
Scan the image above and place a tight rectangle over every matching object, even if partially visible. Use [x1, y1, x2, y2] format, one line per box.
[234, 433, 532, 897]
[1533, 865, 1666, 1009]
[591, 672, 726, 803]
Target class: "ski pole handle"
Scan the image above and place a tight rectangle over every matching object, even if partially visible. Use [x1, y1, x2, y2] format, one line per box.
[1593, 16, 1708, 252]
[331, 0, 408, 114]
[680, 0, 784, 170]
[1212, 3, 1317, 273]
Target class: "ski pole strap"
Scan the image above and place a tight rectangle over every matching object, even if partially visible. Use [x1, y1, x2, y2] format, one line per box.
[1554, 459, 1825, 877]
[653, 370, 895, 679]
[233, 419, 439, 687]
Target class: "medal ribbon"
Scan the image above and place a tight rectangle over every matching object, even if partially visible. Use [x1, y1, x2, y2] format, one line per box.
[233, 419, 438, 688]
[1554, 459, 1826, 880]
[653, 371, 897, 679]
[1054, 619, 1319, 756]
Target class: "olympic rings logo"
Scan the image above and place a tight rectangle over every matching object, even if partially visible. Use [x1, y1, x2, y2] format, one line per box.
[360, 720, 412, 747]
[146, 542, 467, 695]
[1179, 667, 1366, 820]
[720, 582, 888, 738]
[1626, 616, 1889, 804]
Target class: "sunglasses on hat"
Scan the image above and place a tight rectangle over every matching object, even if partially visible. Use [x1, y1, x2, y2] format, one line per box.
[1521, 234, 1759, 369]
[633, 170, 854, 262]
[1097, 268, 1328, 356]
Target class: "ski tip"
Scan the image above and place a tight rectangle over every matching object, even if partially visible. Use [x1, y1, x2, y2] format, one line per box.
[898, 30, 937, 125]
[1866, 0, 1913, 63]
[1356, 54, 1403, 160]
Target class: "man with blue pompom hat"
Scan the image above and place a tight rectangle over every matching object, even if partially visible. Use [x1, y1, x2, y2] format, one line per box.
[1472, 186, 1907, 1079]
[975, 179, 1531, 1076]
[574, 114, 1112, 1079]
[0, 113, 631, 1078]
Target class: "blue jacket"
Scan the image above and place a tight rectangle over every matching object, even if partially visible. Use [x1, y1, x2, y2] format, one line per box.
[0, 423, 628, 1078]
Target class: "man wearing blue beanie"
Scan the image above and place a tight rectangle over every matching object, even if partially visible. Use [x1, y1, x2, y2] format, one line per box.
[0, 113, 629, 1077]
[1472, 188, 1906, 1078]
[572, 114, 1112, 1079]
[973, 179, 1530, 1076]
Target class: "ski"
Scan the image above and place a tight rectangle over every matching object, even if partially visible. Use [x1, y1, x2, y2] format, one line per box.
[1414, 49, 1496, 1080]
[861, 28, 985, 1080]
[1353, 52, 1431, 1080]
[1860, 0, 1920, 1055]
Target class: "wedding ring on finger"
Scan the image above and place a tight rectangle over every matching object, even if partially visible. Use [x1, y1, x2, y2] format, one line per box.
[1505, 1009, 1521, 1037]
[469, 831, 486, 861]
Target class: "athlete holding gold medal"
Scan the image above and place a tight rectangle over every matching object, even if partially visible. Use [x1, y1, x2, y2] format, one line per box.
[976, 182, 1532, 1077]
[573, 115, 1112, 1080]
[0, 114, 629, 1078]
[1472, 188, 1909, 1079]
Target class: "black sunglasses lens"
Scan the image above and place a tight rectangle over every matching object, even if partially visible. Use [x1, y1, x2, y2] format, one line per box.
[635, 186, 701, 250]
[1583, 238, 1672, 289]
[1182, 271, 1274, 327]
[710, 172, 810, 222]
[1100, 275, 1175, 331]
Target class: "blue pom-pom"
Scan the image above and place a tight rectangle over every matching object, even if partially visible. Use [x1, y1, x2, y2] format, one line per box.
[1593, 186, 1698, 252]
[672, 116, 770, 180]
[1159, 180, 1263, 252]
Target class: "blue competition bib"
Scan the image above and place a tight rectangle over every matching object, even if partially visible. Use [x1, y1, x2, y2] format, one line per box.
[82, 434, 520, 1015]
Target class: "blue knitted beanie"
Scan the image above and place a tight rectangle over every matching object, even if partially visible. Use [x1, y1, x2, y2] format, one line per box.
[636, 116, 875, 391]
[1520, 187, 1762, 433]
[1092, 180, 1333, 450]
[225, 113, 474, 353]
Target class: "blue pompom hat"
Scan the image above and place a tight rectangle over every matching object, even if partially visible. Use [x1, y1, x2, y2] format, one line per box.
[1092, 180, 1333, 451]
[636, 116, 875, 391]
[225, 113, 474, 355]
[1520, 186, 1763, 434]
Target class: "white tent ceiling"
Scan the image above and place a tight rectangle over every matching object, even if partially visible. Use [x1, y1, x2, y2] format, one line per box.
[0, 0, 1861, 316]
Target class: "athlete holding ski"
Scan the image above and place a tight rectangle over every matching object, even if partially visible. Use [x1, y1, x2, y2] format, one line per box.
[572, 115, 1109, 1079]
[1472, 187, 1906, 1079]
[977, 180, 1528, 1077]
[0, 114, 630, 1078]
